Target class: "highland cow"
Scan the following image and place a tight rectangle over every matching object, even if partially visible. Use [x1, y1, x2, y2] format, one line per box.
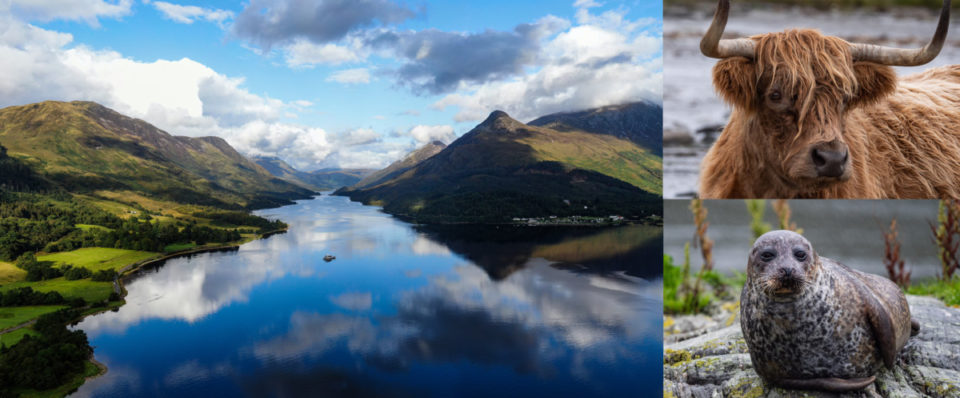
[698, 0, 960, 198]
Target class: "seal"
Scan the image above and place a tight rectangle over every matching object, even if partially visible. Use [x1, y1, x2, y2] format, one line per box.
[740, 230, 919, 392]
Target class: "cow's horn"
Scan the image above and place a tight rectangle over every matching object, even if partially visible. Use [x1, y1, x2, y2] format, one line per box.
[850, 0, 950, 66]
[700, 0, 756, 59]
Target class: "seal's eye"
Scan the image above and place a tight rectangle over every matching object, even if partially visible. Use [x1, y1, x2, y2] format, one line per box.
[794, 250, 808, 262]
[759, 249, 777, 262]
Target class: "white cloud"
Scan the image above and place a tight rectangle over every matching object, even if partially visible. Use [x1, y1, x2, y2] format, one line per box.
[0, 1, 662, 171]
[432, 7, 661, 122]
[284, 38, 364, 67]
[0, 11, 432, 171]
[573, 0, 602, 8]
[152, 1, 233, 26]
[291, 99, 313, 108]
[407, 124, 455, 145]
[198, 75, 285, 126]
[326, 68, 371, 84]
[0, 14, 374, 169]
[0, 16, 108, 105]
[324, 141, 413, 169]
[334, 128, 381, 146]
[8, 0, 132, 26]
[550, 25, 640, 62]
[228, 121, 334, 169]
[225, 1, 660, 131]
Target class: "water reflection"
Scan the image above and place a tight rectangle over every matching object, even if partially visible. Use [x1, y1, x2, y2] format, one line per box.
[414, 224, 663, 280]
[77, 249, 320, 335]
[72, 195, 662, 397]
[254, 261, 661, 365]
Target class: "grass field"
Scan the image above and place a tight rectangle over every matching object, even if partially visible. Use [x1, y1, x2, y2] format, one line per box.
[0, 279, 114, 303]
[75, 224, 113, 232]
[0, 328, 39, 347]
[0, 305, 66, 330]
[39, 248, 158, 272]
[0, 261, 26, 283]
[163, 242, 197, 253]
[909, 278, 960, 306]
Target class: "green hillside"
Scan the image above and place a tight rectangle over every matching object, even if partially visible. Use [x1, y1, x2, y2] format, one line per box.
[0, 115, 294, 392]
[335, 110, 661, 223]
[345, 140, 447, 191]
[528, 101, 663, 156]
[0, 101, 312, 209]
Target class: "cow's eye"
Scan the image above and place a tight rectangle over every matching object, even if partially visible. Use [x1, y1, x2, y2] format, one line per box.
[768, 90, 782, 101]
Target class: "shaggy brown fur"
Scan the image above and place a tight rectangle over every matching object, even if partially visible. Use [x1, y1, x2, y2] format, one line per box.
[700, 29, 960, 198]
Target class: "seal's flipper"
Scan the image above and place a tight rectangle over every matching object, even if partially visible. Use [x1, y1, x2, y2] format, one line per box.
[851, 276, 899, 368]
[777, 376, 876, 392]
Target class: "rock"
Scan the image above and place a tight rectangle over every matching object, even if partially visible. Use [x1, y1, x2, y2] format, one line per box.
[664, 295, 960, 398]
[665, 301, 740, 344]
[665, 129, 696, 146]
[695, 124, 725, 145]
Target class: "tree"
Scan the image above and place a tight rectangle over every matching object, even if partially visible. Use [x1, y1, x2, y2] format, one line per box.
[14, 252, 38, 270]
[63, 265, 92, 281]
[91, 269, 117, 282]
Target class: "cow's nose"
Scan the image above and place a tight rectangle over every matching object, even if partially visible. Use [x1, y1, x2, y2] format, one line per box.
[811, 147, 848, 177]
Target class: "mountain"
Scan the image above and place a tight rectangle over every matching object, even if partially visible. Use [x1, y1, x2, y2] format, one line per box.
[528, 101, 663, 156]
[345, 140, 446, 191]
[252, 156, 374, 191]
[334, 109, 661, 223]
[0, 101, 313, 209]
[0, 144, 50, 192]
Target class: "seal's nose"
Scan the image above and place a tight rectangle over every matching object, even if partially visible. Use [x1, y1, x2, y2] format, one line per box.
[782, 268, 794, 278]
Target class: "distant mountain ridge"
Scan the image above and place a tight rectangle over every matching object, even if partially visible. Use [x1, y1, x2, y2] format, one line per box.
[335, 106, 661, 223]
[528, 101, 663, 156]
[0, 101, 313, 209]
[252, 155, 374, 191]
[345, 140, 447, 191]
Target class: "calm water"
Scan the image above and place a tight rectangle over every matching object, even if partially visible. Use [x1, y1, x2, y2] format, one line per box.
[71, 194, 663, 397]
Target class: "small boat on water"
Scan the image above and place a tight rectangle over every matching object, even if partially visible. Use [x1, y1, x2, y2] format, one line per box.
[323, 255, 336, 262]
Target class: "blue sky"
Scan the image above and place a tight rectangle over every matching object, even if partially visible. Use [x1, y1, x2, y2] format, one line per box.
[0, 0, 662, 170]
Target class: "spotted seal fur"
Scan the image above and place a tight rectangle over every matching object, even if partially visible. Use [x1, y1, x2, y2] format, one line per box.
[740, 230, 919, 392]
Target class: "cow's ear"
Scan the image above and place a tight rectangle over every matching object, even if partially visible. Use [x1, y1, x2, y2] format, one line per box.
[851, 62, 897, 108]
[712, 57, 757, 111]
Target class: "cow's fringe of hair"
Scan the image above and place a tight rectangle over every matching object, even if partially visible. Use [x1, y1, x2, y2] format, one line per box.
[753, 30, 858, 140]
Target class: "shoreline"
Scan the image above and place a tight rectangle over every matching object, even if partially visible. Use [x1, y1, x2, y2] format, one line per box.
[332, 192, 662, 227]
[389, 212, 660, 227]
[64, 227, 287, 395]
